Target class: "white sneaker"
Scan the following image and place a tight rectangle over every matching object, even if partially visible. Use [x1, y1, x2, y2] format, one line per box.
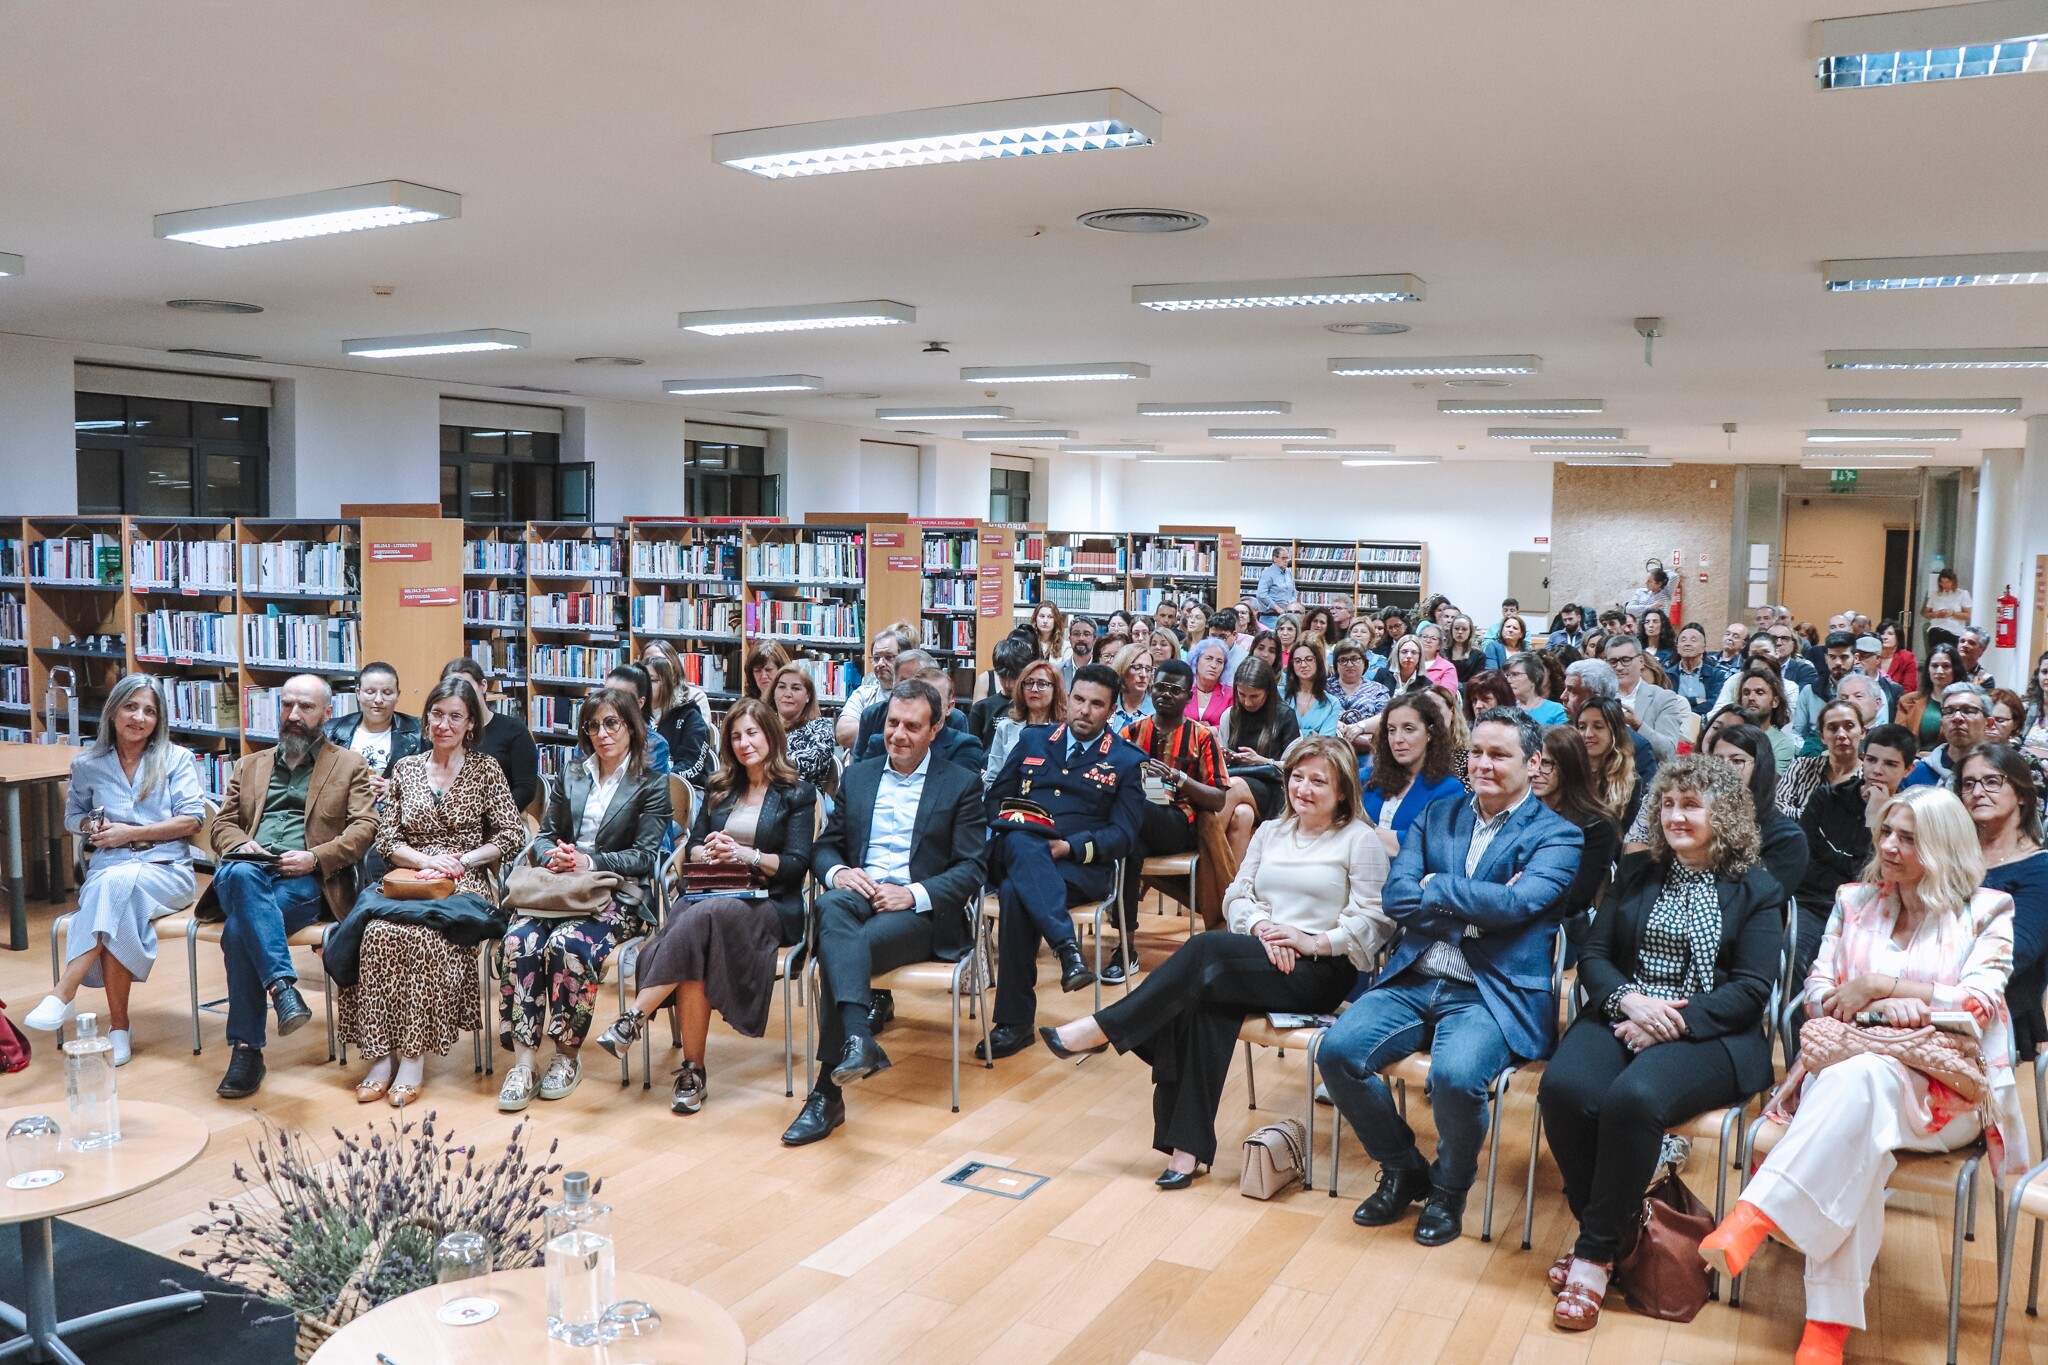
[110, 1030, 131, 1067]
[496, 1062, 536, 1112]
[22, 995, 72, 1032]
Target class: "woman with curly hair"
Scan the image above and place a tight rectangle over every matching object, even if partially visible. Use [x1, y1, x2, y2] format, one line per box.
[1575, 696, 1641, 829]
[1536, 756, 1785, 1331]
[1359, 692, 1465, 859]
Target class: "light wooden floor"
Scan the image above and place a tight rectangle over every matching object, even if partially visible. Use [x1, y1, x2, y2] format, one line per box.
[5, 889, 2044, 1365]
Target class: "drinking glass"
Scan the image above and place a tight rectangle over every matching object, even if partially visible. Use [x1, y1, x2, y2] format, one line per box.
[599, 1300, 663, 1362]
[6, 1116, 62, 1177]
[432, 1230, 491, 1301]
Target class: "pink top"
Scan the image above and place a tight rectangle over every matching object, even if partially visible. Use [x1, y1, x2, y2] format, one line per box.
[1188, 685, 1233, 727]
[1424, 655, 1460, 693]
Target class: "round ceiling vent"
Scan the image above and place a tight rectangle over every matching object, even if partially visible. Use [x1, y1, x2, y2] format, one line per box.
[1076, 207, 1209, 234]
[1326, 322, 1410, 336]
[166, 298, 262, 314]
[1443, 378, 1513, 388]
[574, 355, 644, 366]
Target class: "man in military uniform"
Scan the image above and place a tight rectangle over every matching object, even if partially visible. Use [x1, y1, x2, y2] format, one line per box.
[978, 662, 1145, 1060]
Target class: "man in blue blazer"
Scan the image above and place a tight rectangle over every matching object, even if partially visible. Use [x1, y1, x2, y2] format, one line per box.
[1319, 707, 1584, 1245]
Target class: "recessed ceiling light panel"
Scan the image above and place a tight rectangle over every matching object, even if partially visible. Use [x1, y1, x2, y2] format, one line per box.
[876, 404, 1014, 420]
[155, 180, 460, 248]
[1132, 274, 1424, 311]
[716, 88, 1160, 178]
[665, 375, 824, 395]
[0, 253, 20, 277]
[1332, 355, 1541, 376]
[1828, 347, 2048, 368]
[1138, 456, 1226, 464]
[1565, 458, 1675, 468]
[1344, 456, 1439, 466]
[1824, 250, 2048, 290]
[1059, 444, 1158, 457]
[679, 300, 914, 335]
[1208, 428, 1334, 440]
[1299, 445, 1395, 456]
[960, 362, 1148, 383]
[1805, 427, 1962, 441]
[1816, 1, 2048, 89]
[1530, 444, 1652, 457]
[1488, 427, 1626, 440]
[962, 428, 1077, 441]
[1438, 398, 1604, 415]
[1137, 401, 1289, 416]
[1827, 396, 2021, 413]
[344, 328, 528, 358]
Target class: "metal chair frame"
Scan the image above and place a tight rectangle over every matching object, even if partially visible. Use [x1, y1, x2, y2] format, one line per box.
[1239, 1019, 1328, 1191]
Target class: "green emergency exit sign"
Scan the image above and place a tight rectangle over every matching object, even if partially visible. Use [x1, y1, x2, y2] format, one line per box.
[1829, 468, 1858, 488]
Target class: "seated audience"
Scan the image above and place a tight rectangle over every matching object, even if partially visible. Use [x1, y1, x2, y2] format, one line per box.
[1601, 635, 1684, 764]
[1319, 708, 1584, 1246]
[970, 637, 1033, 746]
[1299, 606, 1336, 659]
[1116, 659, 1234, 967]
[1381, 606, 1411, 650]
[1460, 670, 1517, 728]
[1786, 723, 1914, 1002]
[1059, 614, 1099, 687]
[1959, 744, 2048, 1053]
[1667, 622, 1728, 719]
[1128, 614, 1153, 653]
[1638, 607, 1680, 670]
[986, 659, 1066, 781]
[1506, 652, 1569, 726]
[1285, 642, 1340, 736]
[1731, 665, 1798, 769]
[1529, 725, 1622, 945]
[1387, 635, 1430, 694]
[325, 661, 420, 797]
[979, 664, 1145, 1059]
[1895, 641, 1962, 751]
[1247, 628, 1282, 673]
[1958, 625, 1996, 689]
[1030, 602, 1071, 665]
[1187, 638, 1235, 725]
[1538, 756, 1783, 1329]
[768, 664, 841, 794]
[1218, 658, 1302, 822]
[604, 663, 672, 773]
[1496, 614, 1530, 657]
[857, 667, 983, 775]
[495, 688, 669, 1111]
[1984, 686, 2048, 793]
[1043, 737, 1393, 1187]
[1447, 615, 1503, 685]
[1415, 623, 1460, 692]
[1778, 697, 1866, 816]
[1700, 724, 1811, 914]
[1331, 642, 1392, 749]
[1272, 613, 1303, 660]
[744, 642, 792, 702]
[1548, 604, 1589, 652]
[1147, 627, 1182, 667]
[838, 626, 915, 745]
[1699, 786, 2025, 1364]
[204, 674, 378, 1098]
[1360, 693, 1469, 859]
[1576, 696, 1643, 831]
[441, 657, 540, 811]
[1790, 632, 1859, 743]
[1108, 642, 1156, 733]
[596, 699, 814, 1115]
[26, 676, 206, 1064]
[327, 678, 525, 1107]
[1900, 680, 1988, 788]
[639, 641, 715, 783]
[1876, 618, 1917, 691]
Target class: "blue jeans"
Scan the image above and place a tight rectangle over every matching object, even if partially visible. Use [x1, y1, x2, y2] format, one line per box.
[215, 861, 326, 1049]
[1317, 970, 1516, 1193]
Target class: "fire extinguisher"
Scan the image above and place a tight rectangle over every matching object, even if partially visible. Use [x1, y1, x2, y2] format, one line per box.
[1996, 585, 2020, 650]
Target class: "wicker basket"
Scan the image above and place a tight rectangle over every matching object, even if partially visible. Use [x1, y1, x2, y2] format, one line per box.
[290, 1215, 444, 1363]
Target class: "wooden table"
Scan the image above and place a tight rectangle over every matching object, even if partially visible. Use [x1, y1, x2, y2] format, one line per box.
[308, 1267, 746, 1365]
[0, 744, 81, 951]
[0, 1100, 211, 1364]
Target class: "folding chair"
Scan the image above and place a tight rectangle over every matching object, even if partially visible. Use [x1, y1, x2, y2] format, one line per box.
[1068, 859, 1131, 1010]
[1137, 851, 1203, 938]
[1989, 1152, 2048, 1363]
[1239, 1017, 1327, 1190]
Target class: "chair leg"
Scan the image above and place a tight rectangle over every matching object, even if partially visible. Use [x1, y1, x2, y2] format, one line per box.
[1303, 1035, 1319, 1192]
[783, 957, 795, 1099]
[1969, 1165, 1981, 1242]
[1243, 1040, 1258, 1110]
[2030, 1220, 2045, 1316]
[1950, 1157, 1980, 1365]
[1522, 1104, 1543, 1251]
[186, 920, 203, 1056]
[949, 960, 964, 1113]
[615, 947, 634, 1088]
[1481, 1073, 1506, 1243]
[1730, 1120, 1761, 1308]
[1993, 1179, 2030, 1365]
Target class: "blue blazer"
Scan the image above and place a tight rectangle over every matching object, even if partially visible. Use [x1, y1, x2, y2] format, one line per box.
[1377, 793, 1586, 1061]
[1361, 768, 1467, 838]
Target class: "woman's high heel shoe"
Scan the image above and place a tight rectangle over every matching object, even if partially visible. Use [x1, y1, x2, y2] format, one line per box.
[1040, 1025, 1106, 1060]
[354, 1076, 390, 1104]
[1155, 1165, 1208, 1191]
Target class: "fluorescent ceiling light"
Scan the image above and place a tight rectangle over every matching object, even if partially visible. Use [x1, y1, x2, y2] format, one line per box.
[1138, 457, 1225, 465]
[1816, 0, 2048, 89]
[1439, 398, 1603, 415]
[664, 375, 823, 395]
[1828, 347, 2048, 368]
[1208, 428, 1333, 440]
[1333, 355, 1541, 376]
[1299, 445, 1395, 456]
[961, 428, 1076, 441]
[0, 253, 21, 277]
[715, 88, 1160, 178]
[1805, 427, 1961, 441]
[1131, 274, 1424, 311]
[1138, 401, 1289, 416]
[1827, 396, 2021, 413]
[1059, 443, 1159, 456]
[960, 362, 1148, 383]
[1823, 250, 2048, 290]
[1344, 456, 1439, 467]
[1565, 459, 1674, 468]
[1802, 446, 1935, 459]
[344, 329, 528, 358]
[154, 180, 460, 248]
[1531, 444, 1653, 457]
[1488, 427, 1626, 440]
[679, 300, 914, 335]
[876, 404, 1014, 420]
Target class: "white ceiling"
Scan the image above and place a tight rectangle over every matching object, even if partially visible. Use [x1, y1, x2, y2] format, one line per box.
[1, 0, 2043, 465]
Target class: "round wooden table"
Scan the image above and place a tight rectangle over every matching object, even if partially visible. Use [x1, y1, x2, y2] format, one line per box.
[0, 1100, 210, 1365]
[308, 1267, 745, 1365]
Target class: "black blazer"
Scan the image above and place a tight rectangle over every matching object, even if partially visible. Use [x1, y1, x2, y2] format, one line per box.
[479, 712, 541, 811]
[687, 779, 817, 944]
[538, 761, 672, 916]
[1580, 852, 1786, 1095]
[1758, 812, 1812, 919]
[1557, 812, 1621, 943]
[812, 755, 987, 961]
[322, 712, 423, 774]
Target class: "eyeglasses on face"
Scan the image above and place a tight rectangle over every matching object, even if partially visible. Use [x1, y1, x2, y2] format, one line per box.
[1960, 773, 2009, 794]
[1021, 679, 1054, 692]
[1941, 706, 1986, 719]
[584, 716, 628, 735]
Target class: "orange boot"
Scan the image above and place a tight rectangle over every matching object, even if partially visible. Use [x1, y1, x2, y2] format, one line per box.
[1794, 1320, 1849, 1364]
[1698, 1200, 1778, 1280]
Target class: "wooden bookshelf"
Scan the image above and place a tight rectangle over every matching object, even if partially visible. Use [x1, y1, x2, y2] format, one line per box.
[749, 522, 918, 707]
[1358, 539, 1428, 614]
[998, 523, 1046, 624]
[627, 518, 746, 702]
[1129, 527, 1235, 617]
[915, 519, 983, 697]
[359, 516, 462, 716]
[463, 521, 528, 702]
[128, 516, 240, 795]
[524, 521, 627, 744]
[25, 515, 128, 746]
[1040, 532, 1130, 619]
[1235, 536, 1429, 617]
[0, 523, 25, 744]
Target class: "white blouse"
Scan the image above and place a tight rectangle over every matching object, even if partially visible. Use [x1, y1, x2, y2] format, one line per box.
[1223, 818, 1394, 969]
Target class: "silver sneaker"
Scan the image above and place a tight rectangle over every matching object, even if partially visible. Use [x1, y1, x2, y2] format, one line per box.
[670, 1061, 707, 1115]
[496, 1062, 536, 1113]
[595, 1011, 645, 1060]
[538, 1053, 582, 1100]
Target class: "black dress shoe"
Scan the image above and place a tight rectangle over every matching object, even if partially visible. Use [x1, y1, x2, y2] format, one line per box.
[974, 1023, 1038, 1062]
[1039, 1025, 1106, 1060]
[216, 1045, 266, 1100]
[830, 1036, 892, 1087]
[271, 982, 312, 1036]
[1414, 1186, 1468, 1246]
[1056, 941, 1095, 993]
[866, 989, 895, 1036]
[780, 1090, 846, 1146]
[1155, 1165, 1207, 1191]
[1352, 1165, 1433, 1227]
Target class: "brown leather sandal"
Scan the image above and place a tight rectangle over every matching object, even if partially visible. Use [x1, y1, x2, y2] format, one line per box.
[1551, 1266, 1609, 1332]
[1547, 1253, 1573, 1296]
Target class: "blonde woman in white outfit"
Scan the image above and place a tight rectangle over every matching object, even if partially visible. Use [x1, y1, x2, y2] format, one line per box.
[1699, 785, 2025, 1365]
[1044, 736, 1394, 1189]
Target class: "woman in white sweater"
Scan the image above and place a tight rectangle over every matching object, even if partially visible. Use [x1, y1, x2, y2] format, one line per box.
[1044, 735, 1394, 1188]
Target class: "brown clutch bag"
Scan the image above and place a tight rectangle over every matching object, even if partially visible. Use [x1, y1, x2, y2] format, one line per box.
[380, 869, 456, 901]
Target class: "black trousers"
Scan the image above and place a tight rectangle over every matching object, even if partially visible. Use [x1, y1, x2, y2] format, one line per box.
[1095, 932, 1355, 1167]
[812, 886, 940, 1095]
[991, 830, 1114, 1029]
[1536, 1016, 1744, 1262]
[1119, 804, 1199, 937]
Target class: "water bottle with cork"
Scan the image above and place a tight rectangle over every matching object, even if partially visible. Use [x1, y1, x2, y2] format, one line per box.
[63, 1013, 120, 1150]
[544, 1170, 614, 1345]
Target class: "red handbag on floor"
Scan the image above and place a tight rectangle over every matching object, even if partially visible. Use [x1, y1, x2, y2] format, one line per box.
[0, 1000, 31, 1073]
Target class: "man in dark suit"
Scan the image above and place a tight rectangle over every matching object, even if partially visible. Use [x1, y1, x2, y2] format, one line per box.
[977, 663, 1145, 1060]
[1318, 707, 1584, 1245]
[853, 665, 981, 774]
[781, 679, 988, 1146]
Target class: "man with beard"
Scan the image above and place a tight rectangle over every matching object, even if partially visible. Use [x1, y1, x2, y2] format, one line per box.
[207, 674, 379, 1098]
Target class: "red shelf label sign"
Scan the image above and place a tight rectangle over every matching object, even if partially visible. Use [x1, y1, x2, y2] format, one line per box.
[910, 517, 976, 528]
[873, 531, 905, 548]
[401, 587, 459, 607]
[886, 555, 920, 571]
[370, 542, 433, 562]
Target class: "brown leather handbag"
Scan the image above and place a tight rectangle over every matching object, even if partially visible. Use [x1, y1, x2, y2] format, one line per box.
[1239, 1118, 1307, 1200]
[504, 865, 621, 918]
[1797, 1014, 1988, 1103]
[379, 869, 455, 901]
[1615, 1173, 1715, 1323]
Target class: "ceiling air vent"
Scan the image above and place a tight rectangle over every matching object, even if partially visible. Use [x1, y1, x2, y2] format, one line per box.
[1327, 322, 1410, 336]
[1076, 207, 1208, 234]
[168, 348, 261, 361]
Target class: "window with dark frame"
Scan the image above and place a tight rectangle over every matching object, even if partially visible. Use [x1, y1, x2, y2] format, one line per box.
[74, 392, 270, 517]
[989, 466, 1031, 524]
[439, 424, 588, 522]
[686, 440, 778, 517]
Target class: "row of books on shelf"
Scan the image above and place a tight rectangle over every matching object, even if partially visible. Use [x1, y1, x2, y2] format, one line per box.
[1298, 568, 1355, 585]
[0, 540, 20, 579]
[161, 680, 360, 737]
[1361, 569, 1423, 587]
[194, 751, 235, 800]
[0, 595, 21, 643]
[241, 613, 359, 670]
[531, 592, 626, 631]
[462, 590, 525, 625]
[131, 539, 237, 591]
[1298, 545, 1359, 563]
[745, 598, 863, 642]
[631, 539, 739, 581]
[0, 727, 29, 744]
[921, 538, 977, 572]
[134, 609, 237, 662]
[1134, 546, 1215, 575]
[1017, 533, 1047, 561]
[1361, 546, 1423, 564]
[531, 643, 626, 684]
[673, 651, 729, 693]
[29, 536, 122, 585]
[463, 539, 527, 575]
[920, 619, 974, 655]
[1045, 545, 1124, 574]
[629, 594, 742, 638]
[0, 665, 26, 707]
[784, 656, 853, 703]
[242, 541, 352, 595]
[922, 578, 978, 610]
[528, 695, 579, 735]
[1043, 581, 1124, 613]
[745, 537, 862, 582]
[465, 638, 525, 678]
[530, 538, 623, 577]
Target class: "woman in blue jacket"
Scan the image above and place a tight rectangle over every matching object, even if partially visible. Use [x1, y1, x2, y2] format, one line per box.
[1359, 693, 1467, 859]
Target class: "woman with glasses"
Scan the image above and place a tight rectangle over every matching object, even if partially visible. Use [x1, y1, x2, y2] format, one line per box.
[985, 660, 1067, 784]
[494, 687, 670, 1111]
[1109, 643, 1156, 733]
[768, 664, 840, 795]
[1959, 745, 2048, 1052]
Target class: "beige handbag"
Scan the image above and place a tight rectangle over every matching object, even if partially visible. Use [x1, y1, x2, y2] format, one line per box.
[1797, 1014, 1988, 1104]
[504, 865, 621, 918]
[1239, 1117, 1307, 1200]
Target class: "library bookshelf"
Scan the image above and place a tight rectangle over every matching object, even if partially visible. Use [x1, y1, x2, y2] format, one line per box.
[1239, 537, 1429, 616]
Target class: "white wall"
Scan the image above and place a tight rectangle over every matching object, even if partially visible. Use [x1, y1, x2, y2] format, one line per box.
[1118, 459, 1555, 615]
[857, 440, 920, 515]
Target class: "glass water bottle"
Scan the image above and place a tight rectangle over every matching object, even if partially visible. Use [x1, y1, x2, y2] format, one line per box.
[544, 1170, 615, 1345]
